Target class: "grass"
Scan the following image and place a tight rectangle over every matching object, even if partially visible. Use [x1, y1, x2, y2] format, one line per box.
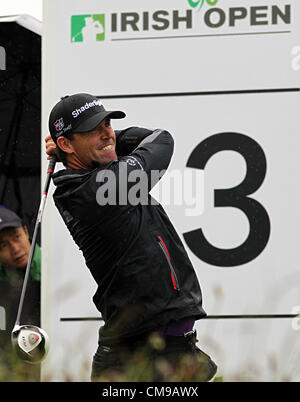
[1, 332, 218, 382]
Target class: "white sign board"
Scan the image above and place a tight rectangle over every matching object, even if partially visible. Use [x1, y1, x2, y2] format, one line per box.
[42, 0, 300, 381]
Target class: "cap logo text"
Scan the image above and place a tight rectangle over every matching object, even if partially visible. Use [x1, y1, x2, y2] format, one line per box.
[72, 99, 103, 118]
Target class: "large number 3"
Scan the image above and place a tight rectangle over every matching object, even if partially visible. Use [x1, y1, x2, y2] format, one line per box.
[183, 132, 271, 267]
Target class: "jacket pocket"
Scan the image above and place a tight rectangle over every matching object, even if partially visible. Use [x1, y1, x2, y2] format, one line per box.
[157, 235, 180, 292]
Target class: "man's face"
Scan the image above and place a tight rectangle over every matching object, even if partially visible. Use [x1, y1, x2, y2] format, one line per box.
[69, 118, 117, 168]
[0, 226, 31, 269]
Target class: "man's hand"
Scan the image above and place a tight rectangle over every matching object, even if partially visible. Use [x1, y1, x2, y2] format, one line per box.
[45, 135, 59, 160]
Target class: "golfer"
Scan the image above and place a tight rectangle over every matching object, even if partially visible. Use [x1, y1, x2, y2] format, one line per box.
[46, 93, 217, 381]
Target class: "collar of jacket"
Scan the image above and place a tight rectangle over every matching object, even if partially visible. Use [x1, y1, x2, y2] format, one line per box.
[52, 161, 117, 187]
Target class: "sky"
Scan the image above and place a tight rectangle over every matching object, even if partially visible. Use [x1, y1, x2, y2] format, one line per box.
[0, 0, 42, 21]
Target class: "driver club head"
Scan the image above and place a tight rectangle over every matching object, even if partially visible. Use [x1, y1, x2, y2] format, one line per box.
[11, 324, 49, 364]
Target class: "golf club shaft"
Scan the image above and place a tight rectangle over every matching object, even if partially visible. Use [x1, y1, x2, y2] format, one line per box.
[15, 155, 57, 326]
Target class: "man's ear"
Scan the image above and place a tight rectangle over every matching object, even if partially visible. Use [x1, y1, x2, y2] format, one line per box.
[56, 136, 74, 154]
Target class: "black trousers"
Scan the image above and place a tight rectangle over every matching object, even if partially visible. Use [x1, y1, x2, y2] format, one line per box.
[91, 330, 217, 382]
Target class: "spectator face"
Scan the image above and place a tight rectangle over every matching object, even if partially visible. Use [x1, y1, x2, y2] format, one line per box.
[0, 226, 31, 269]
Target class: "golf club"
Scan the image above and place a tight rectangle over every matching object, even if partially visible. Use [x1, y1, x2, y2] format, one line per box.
[11, 155, 57, 364]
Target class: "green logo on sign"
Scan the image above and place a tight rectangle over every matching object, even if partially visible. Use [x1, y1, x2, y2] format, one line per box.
[71, 14, 105, 43]
[188, 0, 218, 10]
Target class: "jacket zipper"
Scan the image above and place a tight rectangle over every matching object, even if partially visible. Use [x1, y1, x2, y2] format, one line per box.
[157, 235, 180, 292]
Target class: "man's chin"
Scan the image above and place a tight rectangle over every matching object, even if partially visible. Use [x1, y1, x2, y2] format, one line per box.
[92, 152, 118, 166]
[15, 259, 28, 269]
[91, 160, 102, 168]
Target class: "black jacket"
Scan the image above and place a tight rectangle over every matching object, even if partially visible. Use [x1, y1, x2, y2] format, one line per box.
[52, 127, 206, 344]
